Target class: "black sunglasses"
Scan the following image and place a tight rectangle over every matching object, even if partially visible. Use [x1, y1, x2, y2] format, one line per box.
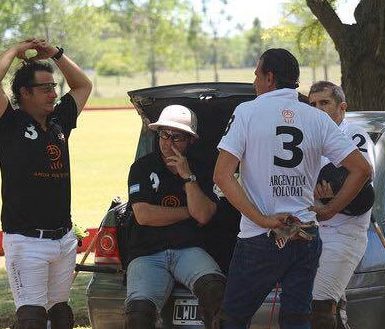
[27, 82, 57, 93]
[158, 130, 189, 142]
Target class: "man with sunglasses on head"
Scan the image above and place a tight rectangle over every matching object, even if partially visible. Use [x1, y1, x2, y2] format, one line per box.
[125, 105, 225, 329]
[0, 39, 92, 329]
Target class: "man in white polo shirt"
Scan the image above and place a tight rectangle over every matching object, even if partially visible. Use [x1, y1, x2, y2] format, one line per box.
[213, 49, 372, 329]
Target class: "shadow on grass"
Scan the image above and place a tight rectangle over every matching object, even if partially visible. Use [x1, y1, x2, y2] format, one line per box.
[0, 269, 91, 328]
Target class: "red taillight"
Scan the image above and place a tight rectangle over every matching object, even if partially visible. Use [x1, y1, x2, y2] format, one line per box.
[94, 226, 121, 265]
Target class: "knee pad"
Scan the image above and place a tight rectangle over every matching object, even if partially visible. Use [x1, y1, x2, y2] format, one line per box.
[193, 274, 226, 329]
[15, 305, 47, 329]
[124, 299, 157, 329]
[311, 299, 337, 329]
[48, 302, 74, 329]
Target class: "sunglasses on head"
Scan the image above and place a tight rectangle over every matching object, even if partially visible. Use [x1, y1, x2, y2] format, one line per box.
[28, 82, 57, 93]
[158, 130, 189, 142]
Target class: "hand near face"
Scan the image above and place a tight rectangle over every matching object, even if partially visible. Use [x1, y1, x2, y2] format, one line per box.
[166, 145, 192, 179]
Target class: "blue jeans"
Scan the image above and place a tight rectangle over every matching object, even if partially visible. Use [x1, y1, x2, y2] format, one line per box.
[221, 232, 322, 329]
[126, 247, 223, 311]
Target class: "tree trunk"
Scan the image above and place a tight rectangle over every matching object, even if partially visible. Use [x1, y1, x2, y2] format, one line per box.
[40, 0, 50, 41]
[306, 0, 385, 111]
[149, 9, 157, 87]
[193, 51, 200, 82]
[323, 64, 328, 81]
[312, 66, 316, 83]
[212, 29, 219, 82]
[340, 51, 385, 111]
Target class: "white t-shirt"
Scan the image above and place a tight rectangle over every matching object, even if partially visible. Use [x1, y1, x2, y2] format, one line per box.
[218, 89, 357, 238]
[319, 119, 375, 232]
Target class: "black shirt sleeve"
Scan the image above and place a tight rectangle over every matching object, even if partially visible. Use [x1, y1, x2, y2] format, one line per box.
[0, 102, 16, 142]
[128, 160, 154, 205]
[52, 93, 78, 136]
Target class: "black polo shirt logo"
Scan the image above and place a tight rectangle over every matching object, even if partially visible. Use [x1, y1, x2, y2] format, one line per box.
[150, 172, 160, 192]
[47, 144, 63, 170]
[161, 195, 180, 207]
[24, 124, 38, 140]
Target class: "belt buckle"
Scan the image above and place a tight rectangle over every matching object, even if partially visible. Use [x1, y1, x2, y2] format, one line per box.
[36, 229, 44, 239]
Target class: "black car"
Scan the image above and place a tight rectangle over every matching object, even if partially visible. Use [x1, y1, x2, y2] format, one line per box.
[82, 83, 385, 329]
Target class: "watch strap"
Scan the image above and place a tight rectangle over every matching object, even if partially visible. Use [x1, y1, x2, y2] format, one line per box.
[182, 174, 197, 183]
[51, 47, 64, 61]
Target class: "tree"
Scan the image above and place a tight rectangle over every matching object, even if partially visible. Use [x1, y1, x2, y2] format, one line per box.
[0, 2, 22, 44]
[107, 0, 191, 87]
[187, 9, 204, 81]
[283, 0, 339, 82]
[244, 18, 264, 66]
[200, 0, 232, 81]
[306, 0, 385, 111]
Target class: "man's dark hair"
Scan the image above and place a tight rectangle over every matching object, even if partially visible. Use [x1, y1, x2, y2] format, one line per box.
[259, 48, 300, 89]
[11, 61, 54, 106]
[309, 80, 346, 104]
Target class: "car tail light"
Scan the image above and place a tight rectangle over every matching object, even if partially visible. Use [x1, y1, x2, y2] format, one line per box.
[94, 226, 121, 265]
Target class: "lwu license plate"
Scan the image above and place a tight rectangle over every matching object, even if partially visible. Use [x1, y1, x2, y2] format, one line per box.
[173, 299, 204, 326]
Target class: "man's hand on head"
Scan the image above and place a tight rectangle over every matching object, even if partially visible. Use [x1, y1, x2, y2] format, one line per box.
[27, 39, 58, 61]
[15, 39, 40, 60]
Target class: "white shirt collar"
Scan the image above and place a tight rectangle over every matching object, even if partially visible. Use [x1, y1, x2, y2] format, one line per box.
[257, 88, 299, 101]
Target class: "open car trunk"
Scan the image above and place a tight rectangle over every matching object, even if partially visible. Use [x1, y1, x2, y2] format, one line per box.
[127, 82, 256, 273]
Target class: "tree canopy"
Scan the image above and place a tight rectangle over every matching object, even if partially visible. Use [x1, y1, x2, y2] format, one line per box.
[0, 0, 383, 107]
[306, 0, 385, 110]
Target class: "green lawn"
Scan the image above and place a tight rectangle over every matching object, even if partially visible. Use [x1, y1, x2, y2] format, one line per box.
[69, 110, 142, 228]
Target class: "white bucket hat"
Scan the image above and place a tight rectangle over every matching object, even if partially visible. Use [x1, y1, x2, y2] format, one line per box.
[148, 105, 199, 138]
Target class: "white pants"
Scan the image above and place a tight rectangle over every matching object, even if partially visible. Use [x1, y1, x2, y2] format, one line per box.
[312, 224, 368, 301]
[3, 230, 78, 310]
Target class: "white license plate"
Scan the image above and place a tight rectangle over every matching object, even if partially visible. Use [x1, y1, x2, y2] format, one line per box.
[173, 298, 204, 326]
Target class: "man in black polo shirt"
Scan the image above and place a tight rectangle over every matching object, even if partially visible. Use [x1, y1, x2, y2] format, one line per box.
[0, 39, 92, 329]
[126, 105, 225, 329]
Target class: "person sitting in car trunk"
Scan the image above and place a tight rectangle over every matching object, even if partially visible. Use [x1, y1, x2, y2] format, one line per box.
[125, 104, 225, 329]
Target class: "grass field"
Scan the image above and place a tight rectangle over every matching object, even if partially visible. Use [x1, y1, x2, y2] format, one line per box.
[69, 110, 142, 228]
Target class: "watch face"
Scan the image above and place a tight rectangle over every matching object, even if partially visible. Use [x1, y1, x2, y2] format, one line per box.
[184, 174, 196, 183]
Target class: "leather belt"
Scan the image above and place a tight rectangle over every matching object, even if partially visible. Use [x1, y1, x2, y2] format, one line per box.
[18, 227, 71, 240]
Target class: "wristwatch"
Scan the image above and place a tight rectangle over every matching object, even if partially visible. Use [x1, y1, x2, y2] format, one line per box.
[182, 174, 197, 184]
[51, 47, 64, 61]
